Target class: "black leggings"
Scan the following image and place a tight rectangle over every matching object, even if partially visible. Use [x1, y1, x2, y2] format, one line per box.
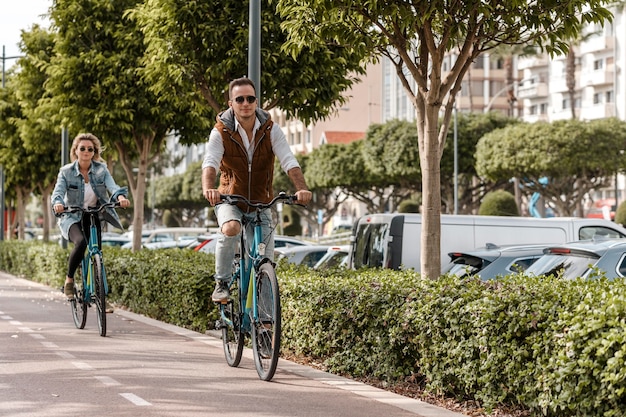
[67, 215, 101, 279]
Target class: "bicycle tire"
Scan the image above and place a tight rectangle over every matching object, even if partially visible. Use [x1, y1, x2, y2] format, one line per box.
[251, 262, 281, 381]
[221, 279, 244, 367]
[70, 264, 87, 329]
[92, 254, 107, 337]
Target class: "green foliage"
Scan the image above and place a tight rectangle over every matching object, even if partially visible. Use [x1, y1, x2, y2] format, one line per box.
[132, 0, 368, 125]
[162, 210, 180, 227]
[281, 204, 302, 236]
[616, 200, 626, 226]
[104, 248, 217, 331]
[478, 190, 519, 216]
[398, 199, 420, 213]
[7, 241, 626, 414]
[0, 241, 67, 287]
[476, 118, 626, 216]
[0, 242, 218, 332]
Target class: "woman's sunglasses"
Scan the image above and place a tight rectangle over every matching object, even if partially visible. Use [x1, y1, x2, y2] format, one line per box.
[79, 147, 95, 153]
[233, 95, 257, 104]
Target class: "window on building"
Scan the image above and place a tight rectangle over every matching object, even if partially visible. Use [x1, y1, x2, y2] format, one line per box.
[539, 103, 548, 114]
[606, 90, 614, 103]
[562, 98, 570, 110]
[529, 105, 538, 115]
[470, 80, 484, 96]
[593, 93, 602, 104]
[472, 57, 484, 69]
[594, 59, 604, 70]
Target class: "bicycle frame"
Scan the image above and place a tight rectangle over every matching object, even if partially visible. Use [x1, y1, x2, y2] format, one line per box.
[62, 201, 121, 337]
[80, 211, 108, 303]
[227, 213, 266, 334]
[216, 192, 299, 381]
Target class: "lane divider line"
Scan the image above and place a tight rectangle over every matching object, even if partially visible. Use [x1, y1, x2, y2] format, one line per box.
[120, 393, 152, 406]
[95, 376, 122, 386]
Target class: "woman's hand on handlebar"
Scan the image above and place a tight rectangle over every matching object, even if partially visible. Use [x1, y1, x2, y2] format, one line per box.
[53, 203, 65, 214]
[117, 195, 131, 208]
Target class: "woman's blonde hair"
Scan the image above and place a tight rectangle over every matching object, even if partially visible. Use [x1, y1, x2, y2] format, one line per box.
[70, 133, 105, 162]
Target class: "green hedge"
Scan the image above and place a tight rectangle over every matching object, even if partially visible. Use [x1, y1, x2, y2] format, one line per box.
[3, 241, 626, 415]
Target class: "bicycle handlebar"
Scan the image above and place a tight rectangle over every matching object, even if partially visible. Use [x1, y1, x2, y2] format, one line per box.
[58, 201, 123, 216]
[218, 192, 302, 209]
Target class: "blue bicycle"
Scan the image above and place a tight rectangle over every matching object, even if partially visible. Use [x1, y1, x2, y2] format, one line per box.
[215, 192, 299, 381]
[62, 202, 121, 337]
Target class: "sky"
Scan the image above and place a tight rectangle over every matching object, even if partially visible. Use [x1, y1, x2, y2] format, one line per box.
[1, 0, 52, 69]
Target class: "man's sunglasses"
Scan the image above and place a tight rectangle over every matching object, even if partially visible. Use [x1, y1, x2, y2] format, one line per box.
[233, 95, 257, 104]
[79, 147, 95, 152]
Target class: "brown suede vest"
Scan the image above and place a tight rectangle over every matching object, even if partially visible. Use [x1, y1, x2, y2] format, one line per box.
[216, 116, 275, 212]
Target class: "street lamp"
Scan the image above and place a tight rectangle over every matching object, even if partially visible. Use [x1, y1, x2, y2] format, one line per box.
[1, 45, 24, 241]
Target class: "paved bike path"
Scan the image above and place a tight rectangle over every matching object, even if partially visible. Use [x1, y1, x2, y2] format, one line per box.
[0, 271, 467, 417]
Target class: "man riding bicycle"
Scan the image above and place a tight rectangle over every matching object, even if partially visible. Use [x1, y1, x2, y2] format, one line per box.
[202, 77, 312, 303]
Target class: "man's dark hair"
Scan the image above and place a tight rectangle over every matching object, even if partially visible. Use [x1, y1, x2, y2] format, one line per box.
[229, 77, 256, 98]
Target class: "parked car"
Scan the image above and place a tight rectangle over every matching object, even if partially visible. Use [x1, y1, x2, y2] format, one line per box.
[442, 243, 551, 280]
[121, 227, 213, 249]
[194, 234, 311, 254]
[314, 245, 351, 270]
[100, 232, 131, 248]
[525, 238, 626, 280]
[275, 245, 331, 268]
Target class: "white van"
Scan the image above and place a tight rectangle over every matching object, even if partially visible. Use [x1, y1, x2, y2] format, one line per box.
[349, 213, 626, 271]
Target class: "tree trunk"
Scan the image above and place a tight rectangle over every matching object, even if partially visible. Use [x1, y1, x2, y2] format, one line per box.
[566, 48, 577, 120]
[39, 184, 54, 242]
[419, 107, 442, 279]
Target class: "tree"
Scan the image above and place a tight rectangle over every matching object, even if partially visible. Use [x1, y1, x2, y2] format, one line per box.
[153, 161, 206, 227]
[0, 73, 32, 240]
[441, 112, 519, 214]
[275, 0, 614, 277]
[131, 0, 368, 124]
[45, 0, 211, 250]
[476, 118, 626, 216]
[12, 26, 61, 241]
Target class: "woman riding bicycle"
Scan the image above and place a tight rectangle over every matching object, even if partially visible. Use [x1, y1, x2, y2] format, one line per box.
[51, 133, 131, 299]
[201, 78, 311, 303]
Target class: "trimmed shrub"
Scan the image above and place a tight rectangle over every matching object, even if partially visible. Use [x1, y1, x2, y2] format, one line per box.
[479, 190, 519, 216]
[616, 200, 626, 226]
[398, 199, 420, 213]
[4, 241, 626, 414]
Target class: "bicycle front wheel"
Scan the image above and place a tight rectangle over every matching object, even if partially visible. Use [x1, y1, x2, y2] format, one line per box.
[251, 262, 281, 381]
[92, 254, 107, 337]
[70, 264, 87, 329]
[221, 279, 244, 367]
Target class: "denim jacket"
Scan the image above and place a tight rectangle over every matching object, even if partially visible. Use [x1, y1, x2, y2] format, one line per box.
[51, 160, 128, 239]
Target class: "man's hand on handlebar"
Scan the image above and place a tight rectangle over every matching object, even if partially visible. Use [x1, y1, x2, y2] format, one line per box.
[294, 189, 312, 205]
[204, 189, 221, 206]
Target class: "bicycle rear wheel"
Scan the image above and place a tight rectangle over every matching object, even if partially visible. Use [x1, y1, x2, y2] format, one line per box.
[92, 254, 107, 337]
[251, 262, 281, 381]
[70, 264, 87, 329]
[221, 279, 244, 367]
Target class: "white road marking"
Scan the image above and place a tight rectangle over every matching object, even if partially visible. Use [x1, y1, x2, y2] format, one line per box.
[95, 376, 121, 386]
[41, 342, 59, 349]
[28, 333, 45, 339]
[55, 351, 75, 359]
[1, 315, 13, 320]
[72, 362, 94, 370]
[120, 393, 152, 406]
[9, 320, 22, 326]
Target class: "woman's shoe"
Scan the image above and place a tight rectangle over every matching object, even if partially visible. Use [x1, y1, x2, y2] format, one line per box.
[64, 282, 75, 299]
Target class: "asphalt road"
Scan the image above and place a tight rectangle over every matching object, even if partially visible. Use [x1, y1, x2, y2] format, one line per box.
[0, 271, 467, 417]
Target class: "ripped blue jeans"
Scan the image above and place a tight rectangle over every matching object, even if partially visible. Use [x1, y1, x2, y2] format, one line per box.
[213, 203, 275, 281]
